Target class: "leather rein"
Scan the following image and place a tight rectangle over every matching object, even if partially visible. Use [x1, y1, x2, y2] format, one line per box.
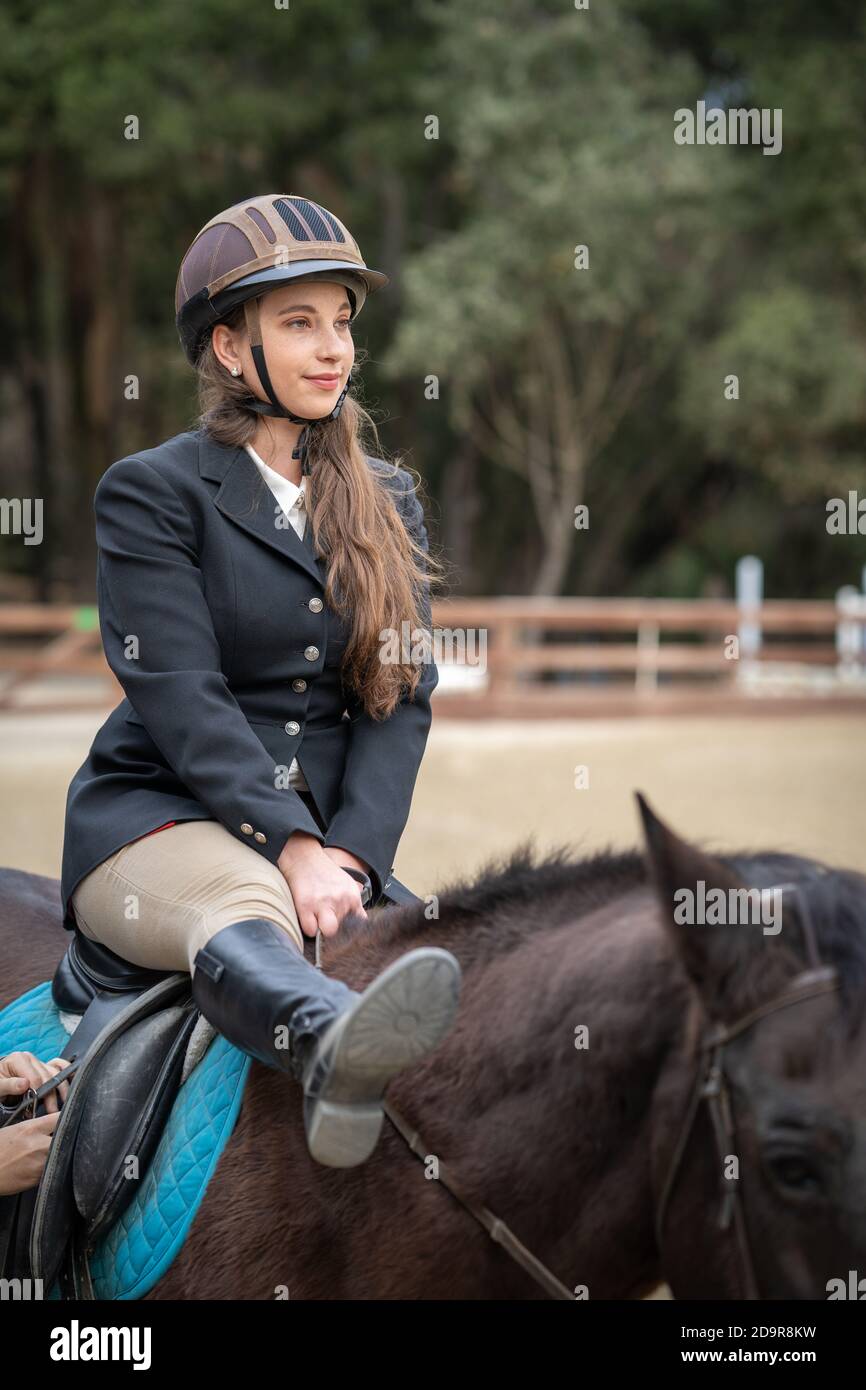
[383, 879, 839, 1302]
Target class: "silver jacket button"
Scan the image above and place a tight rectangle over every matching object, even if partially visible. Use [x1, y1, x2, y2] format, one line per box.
[240, 823, 253, 835]
[254, 831, 267, 844]
[308, 597, 324, 612]
[304, 645, 319, 661]
[285, 720, 300, 735]
[292, 678, 307, 692]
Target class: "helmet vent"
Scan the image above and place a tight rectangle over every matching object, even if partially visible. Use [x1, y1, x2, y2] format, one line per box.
[273, 197, 312, 241]
[309, 202, 348, 245]
[273, 196, 345, 245]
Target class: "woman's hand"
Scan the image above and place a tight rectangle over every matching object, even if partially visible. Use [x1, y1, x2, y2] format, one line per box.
[0, 1112, 61, 1196]
[0, 1052, 71, 1115]
[278, 831, 368, 939]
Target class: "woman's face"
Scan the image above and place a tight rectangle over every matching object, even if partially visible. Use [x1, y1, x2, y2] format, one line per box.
[217, 279, 356, 418]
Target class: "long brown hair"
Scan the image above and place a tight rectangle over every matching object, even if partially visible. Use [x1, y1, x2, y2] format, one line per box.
[194, 301, 444, 720]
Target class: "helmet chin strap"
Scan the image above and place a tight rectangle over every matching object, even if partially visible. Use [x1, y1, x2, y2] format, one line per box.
[241, 297, 352, 476]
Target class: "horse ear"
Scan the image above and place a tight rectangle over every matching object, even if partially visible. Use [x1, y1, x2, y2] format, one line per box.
[634, 791, 771, 1022]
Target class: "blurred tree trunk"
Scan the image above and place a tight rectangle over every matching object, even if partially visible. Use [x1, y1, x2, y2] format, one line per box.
[577, 449, 671, 595]
[10, 153, 55, 600]
[441, 439, 481, 592]
[461, 312, 656, 596]
[65, 189, 126, 597]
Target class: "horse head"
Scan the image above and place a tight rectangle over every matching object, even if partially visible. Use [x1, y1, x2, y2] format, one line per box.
[639, 792, 866, 1300]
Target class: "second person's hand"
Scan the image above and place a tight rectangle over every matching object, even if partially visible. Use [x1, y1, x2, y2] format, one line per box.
[0, 1111, 61, 1196]
[0, 1052, 72, 1115]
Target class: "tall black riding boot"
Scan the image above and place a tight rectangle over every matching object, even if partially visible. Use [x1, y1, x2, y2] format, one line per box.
[191, 918, 461, 1168]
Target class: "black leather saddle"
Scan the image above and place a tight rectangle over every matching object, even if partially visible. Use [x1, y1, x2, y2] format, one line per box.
[0, 930, 200, 1297]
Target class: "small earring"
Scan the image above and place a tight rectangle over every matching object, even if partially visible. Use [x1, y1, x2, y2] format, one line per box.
[230, 366, 241, 377]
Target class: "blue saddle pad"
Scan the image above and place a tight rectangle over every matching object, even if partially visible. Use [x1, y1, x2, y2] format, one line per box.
[0, 981, 250, 1299]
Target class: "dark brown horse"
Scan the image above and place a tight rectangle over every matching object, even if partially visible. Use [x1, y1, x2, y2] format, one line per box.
[2, 795, 865, 1299]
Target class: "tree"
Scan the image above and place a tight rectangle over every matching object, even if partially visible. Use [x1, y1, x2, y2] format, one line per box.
[384, 0, 736, 593]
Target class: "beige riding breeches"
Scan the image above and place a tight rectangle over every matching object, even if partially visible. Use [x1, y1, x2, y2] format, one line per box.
[69, 817, 308, 974]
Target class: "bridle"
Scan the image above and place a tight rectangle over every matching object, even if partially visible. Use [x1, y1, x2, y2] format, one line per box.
[653, 879, 839, 1301]
[384, 878, 838, 1302]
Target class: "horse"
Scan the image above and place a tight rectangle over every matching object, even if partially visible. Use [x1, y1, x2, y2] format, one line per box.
[1, 793, 864, 1300]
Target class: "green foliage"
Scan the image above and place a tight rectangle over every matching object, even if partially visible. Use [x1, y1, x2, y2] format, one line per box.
[2, 0, 865, 598]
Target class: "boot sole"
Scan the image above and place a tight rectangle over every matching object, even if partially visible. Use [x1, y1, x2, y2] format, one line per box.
[304, 947, 461, 1167]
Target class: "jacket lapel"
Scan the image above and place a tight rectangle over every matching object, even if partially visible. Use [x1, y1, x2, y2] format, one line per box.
[198, 432, 325, 587]
[300, 507, 318, 555]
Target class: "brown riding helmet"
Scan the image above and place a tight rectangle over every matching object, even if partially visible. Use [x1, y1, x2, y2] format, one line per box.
[174, 193, 390, 455]
[175, 192, 389, 366]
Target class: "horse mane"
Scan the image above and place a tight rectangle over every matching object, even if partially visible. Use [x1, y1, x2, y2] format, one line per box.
[326, 839, 646, 972]
[408, 839, 649, 931]
[329, 841, 866, 1021]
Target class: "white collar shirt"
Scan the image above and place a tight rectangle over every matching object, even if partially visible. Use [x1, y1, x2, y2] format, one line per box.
[244, 442, 307, 541]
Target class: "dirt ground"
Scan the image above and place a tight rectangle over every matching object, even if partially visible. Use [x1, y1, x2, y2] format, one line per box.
[412, 712, 866, 891]
[1, 710, 864, 891]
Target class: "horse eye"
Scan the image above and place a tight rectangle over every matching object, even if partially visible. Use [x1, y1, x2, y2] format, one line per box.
[768, 1154, 822, 1194]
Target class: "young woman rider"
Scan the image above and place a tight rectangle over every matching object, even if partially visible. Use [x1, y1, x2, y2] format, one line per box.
[60, 194, 460, 1168]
